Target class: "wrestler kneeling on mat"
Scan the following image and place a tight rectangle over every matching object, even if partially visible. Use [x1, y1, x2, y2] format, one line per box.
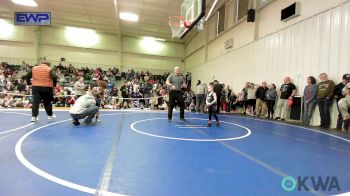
[69, 91, 100, 126]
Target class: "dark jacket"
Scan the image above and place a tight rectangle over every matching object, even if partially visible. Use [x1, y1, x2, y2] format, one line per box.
[214, 83, 223, 96]
[265, 89, 277, 101]
[334, 82, 347, 101]
[255, 86, 268, 100]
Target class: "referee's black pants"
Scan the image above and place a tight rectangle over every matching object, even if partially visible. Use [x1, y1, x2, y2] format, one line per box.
[32, 86, 54, 117]
[216, 94, 222, 113]
[168, 90, 185, 120]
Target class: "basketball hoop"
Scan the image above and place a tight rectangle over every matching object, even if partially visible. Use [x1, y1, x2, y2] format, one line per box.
[169, 16, 191, 39]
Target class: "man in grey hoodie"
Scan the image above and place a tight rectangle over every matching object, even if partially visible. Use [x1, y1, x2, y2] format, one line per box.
[69, 92, 100, 126]
[195, 80, 208, 112]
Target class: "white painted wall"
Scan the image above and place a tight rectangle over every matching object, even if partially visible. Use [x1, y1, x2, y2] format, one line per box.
[185, 0, 350, 127]
[186, 0, 350, 69]
[185, 47, 206, 70]
[39, 45, 120, 68]
[257, 0, 349, 38]
[0, 26, 185, 72]
[121, 36, 184, 72]
[122, 54, 182, 74]
[0, 25, 37, 64]
[0, 41, 36, 64]
[185, 31, 205, 57]
[122, 36, 184, 58]
[0, 25, 36, 42]
[38, 26, 120, 67]
[40, 26, 121, 52]
[207, 21, 255, 61]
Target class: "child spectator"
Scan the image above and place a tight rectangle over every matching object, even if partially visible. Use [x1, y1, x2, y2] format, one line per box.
[189, 99, 196, 112]
[150, 90, 159, 110]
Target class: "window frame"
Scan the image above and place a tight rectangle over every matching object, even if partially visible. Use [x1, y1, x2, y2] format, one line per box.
[235, 0, 249, 24]
[216, 4, 226, 36]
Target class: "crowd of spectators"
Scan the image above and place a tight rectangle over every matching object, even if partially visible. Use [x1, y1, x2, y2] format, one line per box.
[196, 73, 350, 131]
[0, 62, 195, 111]
[1, 61, 349, 131]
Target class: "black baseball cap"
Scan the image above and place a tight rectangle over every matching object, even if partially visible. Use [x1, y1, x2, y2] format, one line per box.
[343, 74, 350, 80]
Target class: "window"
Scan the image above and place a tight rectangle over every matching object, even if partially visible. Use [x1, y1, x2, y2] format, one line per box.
[235, 0, 249, 23]
[217, 4, 225, 35]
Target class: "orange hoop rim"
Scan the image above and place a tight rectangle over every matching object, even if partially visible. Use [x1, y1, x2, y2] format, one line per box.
[168, 16, 185, 27]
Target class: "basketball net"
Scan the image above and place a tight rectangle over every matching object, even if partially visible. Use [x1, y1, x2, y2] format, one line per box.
[168, 16, 204, 39]
[168, 16, 186, 39]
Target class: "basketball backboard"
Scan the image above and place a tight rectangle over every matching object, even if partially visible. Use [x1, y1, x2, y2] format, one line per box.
[169, 0, 205, 39]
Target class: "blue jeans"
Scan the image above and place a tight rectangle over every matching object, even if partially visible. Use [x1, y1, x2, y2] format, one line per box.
[303, 100, 317, 125]
[70, 106, 99, 123]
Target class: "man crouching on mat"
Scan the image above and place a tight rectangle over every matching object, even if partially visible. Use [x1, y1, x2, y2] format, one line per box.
[69, 91, 100, 126]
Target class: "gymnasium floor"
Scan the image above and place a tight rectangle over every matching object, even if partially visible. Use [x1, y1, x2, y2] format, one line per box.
[0, 110, 349, 196]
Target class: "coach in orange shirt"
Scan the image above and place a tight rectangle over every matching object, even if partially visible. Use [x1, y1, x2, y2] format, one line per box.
[26, 62, 58, 122]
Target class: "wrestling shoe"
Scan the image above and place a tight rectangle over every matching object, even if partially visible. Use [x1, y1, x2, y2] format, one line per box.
[31, 116, 39, 122]
[73, 121, 80, 126]
[48, 114, 56, 120]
